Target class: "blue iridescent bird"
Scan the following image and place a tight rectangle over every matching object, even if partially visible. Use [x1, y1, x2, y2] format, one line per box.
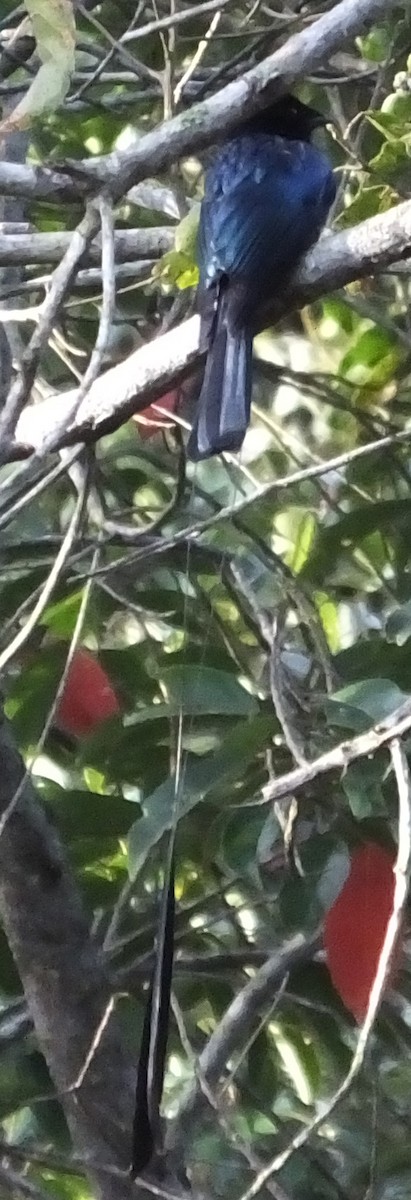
[187, 95, 336, 462]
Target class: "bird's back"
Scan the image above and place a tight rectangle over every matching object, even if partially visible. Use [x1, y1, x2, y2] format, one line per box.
[198, 132, 336, 328]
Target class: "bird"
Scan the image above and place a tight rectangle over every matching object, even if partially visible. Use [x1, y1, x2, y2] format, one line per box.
[187, 94, 336, 462]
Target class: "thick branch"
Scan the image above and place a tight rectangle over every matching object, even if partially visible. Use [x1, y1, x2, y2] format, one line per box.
[90, 0, 397, 198]
[0, 0, 399, 204]
[14, 199, 411, 459]
[0, 227, 174, 266]
[0, 161, 89, 203]
[0, 716, 136, 1200]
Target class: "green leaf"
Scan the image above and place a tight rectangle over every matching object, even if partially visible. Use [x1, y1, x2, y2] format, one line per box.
[3, 0, 76, 127]
[280, 873, 318, 932]
[356, 26, 392, 62]
[43, 785, 137, 839]
[337, 184, 396, 228]
[339, 327, 403, 388]
[221, 808, 265, 875]
[381, 92, 411, 122]
[248, 1032, 280, 1106]
[336, 636, 411, 695]
[174, 205, 200, 257]
[326, 677, 408, 729]
[317, 846, 349, 911]
[272, 1021, 321, 1106]
[157, 665, 258, 717]
[40, 590, 84, 636]
[342, 757, 386, 817]
[381, 1062, 411, 1109]
[370, 136, 411, 183]
[0, 1045, 51, 1120]
[128, 714, 276, 878]
[303, 499, 411, 583]
[152, 248, 199, 289]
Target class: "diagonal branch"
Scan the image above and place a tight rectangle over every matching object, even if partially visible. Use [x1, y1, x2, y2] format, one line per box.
[80, 0, 399, 197]
[0, 0, 400, 204]
[172, 933, 319, 1139]
[13, 197, 411, 460]
[261, 698, 411, 805]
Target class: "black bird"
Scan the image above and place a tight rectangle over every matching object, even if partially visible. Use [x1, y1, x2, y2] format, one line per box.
[187, 95, 336, 462]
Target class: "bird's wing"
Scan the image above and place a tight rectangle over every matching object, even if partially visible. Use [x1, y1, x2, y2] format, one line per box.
[200, 140, 335, 287]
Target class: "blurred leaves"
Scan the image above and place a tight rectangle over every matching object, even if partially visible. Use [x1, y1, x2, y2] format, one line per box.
[0, 0, 75, 132]
[1, 2, 411, 1199]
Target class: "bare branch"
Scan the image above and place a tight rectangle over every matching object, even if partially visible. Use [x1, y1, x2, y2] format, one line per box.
[122, 0, 233, 45]
[13, 198, 411, 460]
[0, 459, 89, 678]
[84, 0, 399, 197]
[261, 700, 411, 805]
[0, 226, 174, 265]
[0, 0, 400, 204]
[0, 205, 101, 455]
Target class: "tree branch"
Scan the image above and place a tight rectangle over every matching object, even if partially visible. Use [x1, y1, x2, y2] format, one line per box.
[14, 198, 411, 460]
[68, 0, 400, 198]
[0, 227, 174, 265]
[0, 0, 399, 204]
[261, 698, 411, 805]
[0, 715, 136, 1200]
[172, 933, 319, 1138]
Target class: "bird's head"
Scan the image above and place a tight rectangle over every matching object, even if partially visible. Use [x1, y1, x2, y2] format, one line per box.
[242, 94, 328, 142]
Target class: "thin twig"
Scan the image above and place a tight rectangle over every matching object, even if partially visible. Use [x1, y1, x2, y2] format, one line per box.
[0, 205, 100, 456]
[174, 933, 319, 1133]
[122, 0, 233, 45]
[69, 428, 411, 591]
[0, 460, 90, 677]
[76, 195, 116, 399]
[174, 9, 222, 105]
[261, 699, 411, 806]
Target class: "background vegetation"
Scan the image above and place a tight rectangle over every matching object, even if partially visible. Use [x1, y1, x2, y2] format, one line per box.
[1, 2, 411, 1199]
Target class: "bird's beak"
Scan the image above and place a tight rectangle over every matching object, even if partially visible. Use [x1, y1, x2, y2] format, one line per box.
[306, 105, 336, 131]
[311, 112, 331, 130]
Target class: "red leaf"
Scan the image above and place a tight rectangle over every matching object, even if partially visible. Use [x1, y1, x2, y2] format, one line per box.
[133, 389, 179, 439]
[56, 649, 121, 738]
[324, 842, 400, 1022]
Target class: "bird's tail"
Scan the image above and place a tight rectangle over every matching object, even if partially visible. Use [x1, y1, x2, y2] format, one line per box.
[187, 295, 252, 462]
